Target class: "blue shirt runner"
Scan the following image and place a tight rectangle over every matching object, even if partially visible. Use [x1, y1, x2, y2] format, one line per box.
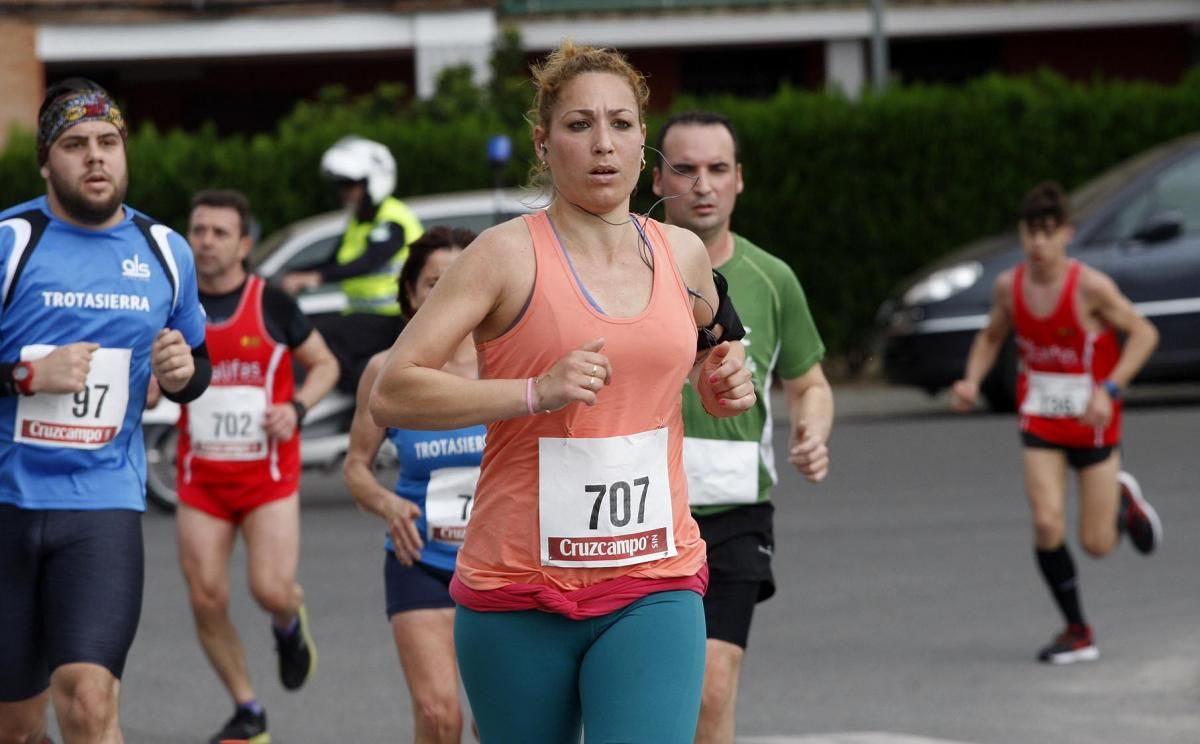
[0, 196, 206, 511]
[385, 425, 485, 572]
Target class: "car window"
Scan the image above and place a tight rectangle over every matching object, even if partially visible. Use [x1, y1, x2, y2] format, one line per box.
[1071, 143, 1176, 218]
[423, 211, 525, 235]
[279, 235, 341, 274]
[1090, 191, 1154, 244]
[1091, 152, 1200, 243]
[1151, 153, 1200, 235]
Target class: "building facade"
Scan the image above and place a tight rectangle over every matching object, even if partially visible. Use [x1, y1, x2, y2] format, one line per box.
[1, 0, 1197, 146]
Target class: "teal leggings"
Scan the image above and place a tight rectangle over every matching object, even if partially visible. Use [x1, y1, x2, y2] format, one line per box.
[455, 590, 706, 743]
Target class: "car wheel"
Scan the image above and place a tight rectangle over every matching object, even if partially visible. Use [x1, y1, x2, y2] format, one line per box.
[981, 337, 1018, 413]
[144, 423, 179, 513]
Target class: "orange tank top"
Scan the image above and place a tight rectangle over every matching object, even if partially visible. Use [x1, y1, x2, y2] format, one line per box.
[454, 211, 706, 600]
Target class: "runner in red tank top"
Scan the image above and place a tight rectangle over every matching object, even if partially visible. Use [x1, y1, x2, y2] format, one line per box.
[178, 274, 299, 504]
[951, 181, 1161, 665]
[173, 190, 339, 744]
[1014, 259, 1122, 448]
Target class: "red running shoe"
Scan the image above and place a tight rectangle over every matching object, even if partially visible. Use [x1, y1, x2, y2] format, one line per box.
[1118, 471, 1161, 555]
[1037, 623, 1099, 665]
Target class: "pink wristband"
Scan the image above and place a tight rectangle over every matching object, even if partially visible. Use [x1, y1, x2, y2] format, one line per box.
[525, 377, 537, 416]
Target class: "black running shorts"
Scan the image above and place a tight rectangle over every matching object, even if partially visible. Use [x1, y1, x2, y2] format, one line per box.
[0, 505, 144, 701]
[694, 502, 775, 649]
[384, 552, 455, 617]
[1021, 431, 1115, 470]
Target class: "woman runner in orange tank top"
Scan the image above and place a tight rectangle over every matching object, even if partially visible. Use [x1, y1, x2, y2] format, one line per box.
[370, 42, 755, 743]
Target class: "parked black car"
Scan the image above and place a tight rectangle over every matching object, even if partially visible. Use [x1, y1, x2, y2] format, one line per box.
[879, 133, 1200, 410]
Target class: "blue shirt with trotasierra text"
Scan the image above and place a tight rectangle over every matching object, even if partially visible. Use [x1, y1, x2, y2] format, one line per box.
[386, 425, 486, 572]
[0, 196, 206, 510]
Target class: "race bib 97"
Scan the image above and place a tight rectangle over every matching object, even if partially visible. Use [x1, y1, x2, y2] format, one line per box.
[15, 345, 131, 450]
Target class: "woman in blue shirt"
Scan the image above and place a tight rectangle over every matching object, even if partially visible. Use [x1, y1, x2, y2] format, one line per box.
[344, 226, 480, 744]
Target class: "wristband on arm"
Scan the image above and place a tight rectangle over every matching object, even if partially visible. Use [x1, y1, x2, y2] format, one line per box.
[0, 363, 17, 397]
[696, 270, 747, 351]
[160, 342, 212, 404]
[290, 399, 308, 427]
[1101, 379, 1122, 400]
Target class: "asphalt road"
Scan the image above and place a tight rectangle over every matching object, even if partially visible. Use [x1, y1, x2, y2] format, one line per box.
[51, 384, 1200, 743]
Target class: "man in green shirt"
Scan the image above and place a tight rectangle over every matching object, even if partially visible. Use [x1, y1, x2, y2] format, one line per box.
[654, 111, 834, 744]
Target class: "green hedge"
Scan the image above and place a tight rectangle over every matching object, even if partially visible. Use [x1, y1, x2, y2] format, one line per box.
[4, 68, 1199, 357]
[0, 82, 531, 243]
[673, 70, 1200, 358]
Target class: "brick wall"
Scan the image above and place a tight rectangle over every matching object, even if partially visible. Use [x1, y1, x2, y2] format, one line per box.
[0, 20, 43, 150]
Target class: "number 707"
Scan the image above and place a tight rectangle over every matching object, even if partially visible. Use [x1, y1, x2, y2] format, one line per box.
[586, 477, 650, 530]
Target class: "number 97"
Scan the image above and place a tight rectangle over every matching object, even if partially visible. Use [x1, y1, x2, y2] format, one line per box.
[72, 384, 109, 419]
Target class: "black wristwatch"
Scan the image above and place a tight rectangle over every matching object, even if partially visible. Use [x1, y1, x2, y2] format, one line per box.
[290, 399, 308, 427]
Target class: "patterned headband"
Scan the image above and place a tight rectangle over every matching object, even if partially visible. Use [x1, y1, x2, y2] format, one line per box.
[37, 90, 128, 164]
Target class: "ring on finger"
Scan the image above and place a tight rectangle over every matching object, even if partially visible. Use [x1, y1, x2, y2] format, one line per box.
[589, 376, 597, 389]
[590, 363, 598, 377]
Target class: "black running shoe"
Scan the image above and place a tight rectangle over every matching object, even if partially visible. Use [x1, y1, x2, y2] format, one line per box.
[1037, 623, 1099, 665]
[1118, 471, 1161, 555]
[275, 604, 316, 691]
[209, 706, 269, 744]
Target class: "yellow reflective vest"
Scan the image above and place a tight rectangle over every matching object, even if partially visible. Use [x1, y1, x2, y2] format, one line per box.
[336, 196, 423, 315]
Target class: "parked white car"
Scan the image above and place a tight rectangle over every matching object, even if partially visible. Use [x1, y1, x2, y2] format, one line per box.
[252, 188, 545, 316]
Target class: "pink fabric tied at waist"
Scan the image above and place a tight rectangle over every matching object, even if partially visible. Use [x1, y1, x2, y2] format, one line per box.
[450, 564, 708, 621]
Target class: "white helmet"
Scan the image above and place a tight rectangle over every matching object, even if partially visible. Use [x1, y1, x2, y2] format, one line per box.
[320, 136, 396, 205]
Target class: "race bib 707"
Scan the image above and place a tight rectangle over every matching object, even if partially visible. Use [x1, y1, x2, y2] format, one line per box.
[538, 428, 676, 569]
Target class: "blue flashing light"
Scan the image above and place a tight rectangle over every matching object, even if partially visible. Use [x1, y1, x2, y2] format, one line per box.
[487, 134, 512, 165]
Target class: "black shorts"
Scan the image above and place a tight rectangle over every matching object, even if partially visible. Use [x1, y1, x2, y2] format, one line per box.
[384, 552, 455, 617]
[1021, 431, 1116, 470]
[694, 502, 775, 649]
[0, 505, 144, 701]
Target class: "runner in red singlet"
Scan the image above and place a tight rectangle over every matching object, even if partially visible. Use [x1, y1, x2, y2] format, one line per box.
[175, 190, 339, 744]
[951, 181, 1161, 664]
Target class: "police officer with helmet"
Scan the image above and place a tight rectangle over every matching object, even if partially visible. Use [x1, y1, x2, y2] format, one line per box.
[282, 136, 423, 393]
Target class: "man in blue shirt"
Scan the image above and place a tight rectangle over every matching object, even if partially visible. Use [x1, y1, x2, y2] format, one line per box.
[0, 78, 210, 744]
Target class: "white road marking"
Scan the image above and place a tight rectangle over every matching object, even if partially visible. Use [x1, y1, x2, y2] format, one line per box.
[741, 734, 979, 744]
